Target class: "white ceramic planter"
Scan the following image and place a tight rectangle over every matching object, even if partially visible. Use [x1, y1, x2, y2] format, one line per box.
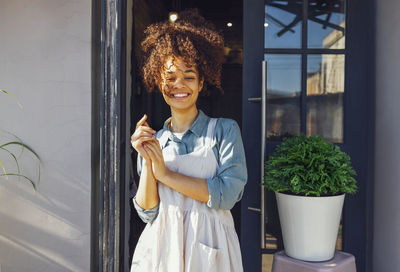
[276, 192, 345, 262]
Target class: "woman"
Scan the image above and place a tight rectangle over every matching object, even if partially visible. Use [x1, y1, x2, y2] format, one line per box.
[130, 9, 247, 272]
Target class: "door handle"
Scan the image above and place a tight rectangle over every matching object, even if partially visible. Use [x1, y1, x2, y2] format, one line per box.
[248, 207, 262, 213]
[248, 97, 262, 103]
[261, 60, 267, 249]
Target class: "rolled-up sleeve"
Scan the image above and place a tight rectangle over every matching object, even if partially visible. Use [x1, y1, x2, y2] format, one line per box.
[137, 153, 143, 176]
[206, 120, 247, 210]
[133, 153, 159, 223]
[133, 197, 159, 223]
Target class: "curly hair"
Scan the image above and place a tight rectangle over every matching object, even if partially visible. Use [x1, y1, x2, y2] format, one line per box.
[140, 9, 225, 94]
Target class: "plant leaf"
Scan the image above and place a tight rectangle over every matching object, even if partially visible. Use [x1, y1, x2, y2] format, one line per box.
[0, 89, 23, 109]
[0, 173, 36, 190]
[264, 133, 357, 196]
[0, 158, 7, 176]
[0, 147, 21, 176]
[0, 129, 26, 158]
[0, 140, 41, 188]
[0, 141, 40, 160]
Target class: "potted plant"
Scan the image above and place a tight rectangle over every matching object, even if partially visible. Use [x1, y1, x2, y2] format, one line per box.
[263, 134, 357, 262]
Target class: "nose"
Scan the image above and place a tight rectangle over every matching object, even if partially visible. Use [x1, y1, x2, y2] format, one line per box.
[172, 76, 185, 89]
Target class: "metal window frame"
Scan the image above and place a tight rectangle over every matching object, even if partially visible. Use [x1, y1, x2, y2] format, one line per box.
[264, 0, 347, 136]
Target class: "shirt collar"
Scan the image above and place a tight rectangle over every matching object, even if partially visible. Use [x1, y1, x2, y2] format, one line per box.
[158, 110, 209, 148]
[189, 110, 209, 137]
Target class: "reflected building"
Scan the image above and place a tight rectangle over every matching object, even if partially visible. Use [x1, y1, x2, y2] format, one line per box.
[266, 21, 345, 142]
[267, 91, 301, 140]
[308, 21, 345, 96]
[306, 21, 345, 142]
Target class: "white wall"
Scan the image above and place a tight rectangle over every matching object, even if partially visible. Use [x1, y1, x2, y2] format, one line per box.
[374, 0, 400, 271]
[0, 1, 91, 271]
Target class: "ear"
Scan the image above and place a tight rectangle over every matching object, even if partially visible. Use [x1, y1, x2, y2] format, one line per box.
[198, 77, 204, 92]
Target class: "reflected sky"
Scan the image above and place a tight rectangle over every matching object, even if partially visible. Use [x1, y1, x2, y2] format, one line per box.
[264, 4, 302, 48]
[308, 54, 322, 74]
[265, 54, 301, 95]
[265, 1, 345, 49]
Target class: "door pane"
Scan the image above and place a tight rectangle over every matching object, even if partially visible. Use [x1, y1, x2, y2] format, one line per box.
[308, 0, 346, 49]
[265, 54, 301, 140]
[264, 0, 302, 48]
[307, 54, 344, 142]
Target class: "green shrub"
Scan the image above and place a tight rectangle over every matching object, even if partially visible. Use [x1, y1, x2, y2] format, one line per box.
[263, 134, 357, 196]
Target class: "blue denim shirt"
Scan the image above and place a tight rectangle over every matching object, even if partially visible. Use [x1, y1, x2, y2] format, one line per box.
[133, 110, 247, 223]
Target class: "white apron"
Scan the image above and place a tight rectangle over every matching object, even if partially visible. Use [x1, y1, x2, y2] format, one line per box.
[131, 118, 243, 272]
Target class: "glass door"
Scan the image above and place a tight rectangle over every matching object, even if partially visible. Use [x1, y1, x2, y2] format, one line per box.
[241, 0, 373, 271]
[263, 1, 346, 270]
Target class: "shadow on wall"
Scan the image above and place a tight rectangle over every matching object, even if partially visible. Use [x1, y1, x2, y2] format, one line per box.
[0, 165, 90, 272]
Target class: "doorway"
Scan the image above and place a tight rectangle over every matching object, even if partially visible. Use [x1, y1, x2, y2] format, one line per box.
[124, 0, 374, 271]
[128, 0, 244, 267]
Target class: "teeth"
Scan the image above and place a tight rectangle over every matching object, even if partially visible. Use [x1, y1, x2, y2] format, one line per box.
[173, 93, 188, 98]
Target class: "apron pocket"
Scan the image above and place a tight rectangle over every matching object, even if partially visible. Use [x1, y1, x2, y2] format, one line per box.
[197, 242, 219, 272]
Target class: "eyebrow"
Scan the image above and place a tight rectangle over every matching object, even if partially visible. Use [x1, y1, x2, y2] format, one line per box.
[184, 69, 196, 73]
[166, 69, 196, 74]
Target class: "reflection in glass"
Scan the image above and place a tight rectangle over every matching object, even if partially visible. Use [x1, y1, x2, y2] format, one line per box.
[264, 0, 302, 48]
[262, 254, 274, 272]
[263, 187, 283, 257]
[265, 54, 301, 140]
[308, 0, 346, 48]
[265, 233, 278, 250]
[307, 54, 344, 142]
[336, 223, 343, 251]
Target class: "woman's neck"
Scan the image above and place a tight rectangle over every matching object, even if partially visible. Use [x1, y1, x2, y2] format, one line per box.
[169, 107, 199, 133]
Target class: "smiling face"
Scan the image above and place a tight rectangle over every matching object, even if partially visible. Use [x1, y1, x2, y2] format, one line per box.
[158, 56, 204, 113]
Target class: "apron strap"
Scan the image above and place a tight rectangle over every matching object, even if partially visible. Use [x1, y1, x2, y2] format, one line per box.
[205, 118, 218, 147]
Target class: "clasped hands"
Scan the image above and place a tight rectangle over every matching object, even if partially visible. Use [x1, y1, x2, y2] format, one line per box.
[131, 114, 169, 182]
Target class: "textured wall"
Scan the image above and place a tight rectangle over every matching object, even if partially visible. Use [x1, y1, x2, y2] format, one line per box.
[0, 1, 91, 271]
[374, 0, 400, 271]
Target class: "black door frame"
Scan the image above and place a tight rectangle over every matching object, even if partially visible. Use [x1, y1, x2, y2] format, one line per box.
[91, 0, 130, 271]
[241, 0, 375, 271]
[241, 0, 264, 270]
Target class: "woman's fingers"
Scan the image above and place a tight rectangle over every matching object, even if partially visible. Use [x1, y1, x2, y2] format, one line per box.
[131, 129, 155, 143]
[137, 146, 150, 161]
[143, 141, 156, 154]
[132, 138, 155, 156]
[143, 142, 167, 181]
[143, 143, 157, 161]
[133, 126, 155, 137]
[131, 115, 159, 162]
[136, 114, 148, 129]
[135, 137, 155, 147]
[132, 115, 156, 143]
[146, 140, 163, 156]
[131, 126, 156, 145]
[145, 142, 162, 160]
